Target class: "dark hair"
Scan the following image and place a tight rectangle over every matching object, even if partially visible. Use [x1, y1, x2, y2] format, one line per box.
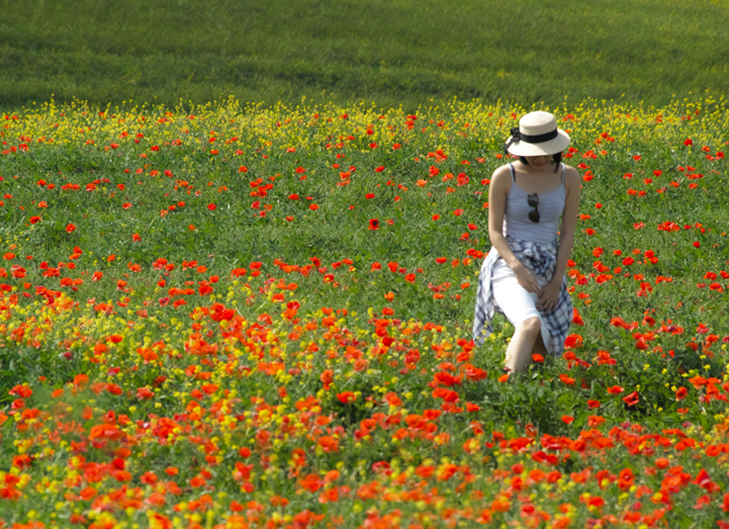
[519, 152, 563, 172]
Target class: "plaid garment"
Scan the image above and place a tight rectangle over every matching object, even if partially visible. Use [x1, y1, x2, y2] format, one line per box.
[472, 236, 573, 355]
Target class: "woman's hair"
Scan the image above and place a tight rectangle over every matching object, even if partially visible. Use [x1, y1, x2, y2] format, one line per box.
[519, 152, 563, 171]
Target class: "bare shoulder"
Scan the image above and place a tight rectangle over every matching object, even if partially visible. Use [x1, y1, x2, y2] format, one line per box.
[490, 164, 513, 191]
[562, 164, 581, 189]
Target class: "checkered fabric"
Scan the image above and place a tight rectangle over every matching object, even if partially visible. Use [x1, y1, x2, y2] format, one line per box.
[472, 236, 573, 356]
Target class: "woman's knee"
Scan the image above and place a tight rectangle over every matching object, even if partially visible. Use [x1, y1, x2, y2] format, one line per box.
[516, 316, 541, 338]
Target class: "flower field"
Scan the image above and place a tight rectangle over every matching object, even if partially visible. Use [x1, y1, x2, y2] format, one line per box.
[1, 96, 729, 527]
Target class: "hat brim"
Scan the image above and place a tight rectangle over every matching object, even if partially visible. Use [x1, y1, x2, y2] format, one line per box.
[506, 129, 570, 156]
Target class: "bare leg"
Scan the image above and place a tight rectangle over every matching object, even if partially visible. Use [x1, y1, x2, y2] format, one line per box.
[504, 317, 541, 374]
[531, 330, 548, 358]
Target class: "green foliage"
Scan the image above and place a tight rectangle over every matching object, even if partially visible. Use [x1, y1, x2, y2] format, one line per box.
[2, 0, 729, 110]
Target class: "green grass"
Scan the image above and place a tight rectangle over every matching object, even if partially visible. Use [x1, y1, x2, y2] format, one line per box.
[1, 99, 729, 527]
[2, 0, 729, 111]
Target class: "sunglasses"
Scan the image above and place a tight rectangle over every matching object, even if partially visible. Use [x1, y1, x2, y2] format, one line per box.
[527, 193, 540, 223]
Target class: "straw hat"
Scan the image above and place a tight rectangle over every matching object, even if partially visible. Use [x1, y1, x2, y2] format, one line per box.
[504, 111, 570, 156]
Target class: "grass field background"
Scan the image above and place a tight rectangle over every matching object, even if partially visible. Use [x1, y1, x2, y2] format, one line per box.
[2, 0, 729, 110]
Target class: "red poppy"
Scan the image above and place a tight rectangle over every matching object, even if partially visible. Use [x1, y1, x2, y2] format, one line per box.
[299, 474, 323, 492]
[336, 392, 357, 404]
[136, 387, 155, 400]
[622, 391, 640, 407]
[140, 471, 158, 485]
[587, 415, 605, 427]
[559, 374, 575, 385]
[317, 435, 339, 453]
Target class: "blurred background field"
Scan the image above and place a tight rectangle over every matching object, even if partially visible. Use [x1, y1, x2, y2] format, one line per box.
[1, 0, 729, 111]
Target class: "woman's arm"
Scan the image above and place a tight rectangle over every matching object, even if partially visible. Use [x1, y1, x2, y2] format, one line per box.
[537, 166, 581, 311]
[488, 165, 541, 293]
[552, 166, 581, 282]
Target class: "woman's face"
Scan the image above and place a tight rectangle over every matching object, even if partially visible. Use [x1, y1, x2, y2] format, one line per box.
[525, 154, 552, 171]
[523, 154, 553, 171]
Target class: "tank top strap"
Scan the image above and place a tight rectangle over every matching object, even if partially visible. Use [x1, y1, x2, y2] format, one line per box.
[561, 163, 565, 185]
[508, 163, 516, 183]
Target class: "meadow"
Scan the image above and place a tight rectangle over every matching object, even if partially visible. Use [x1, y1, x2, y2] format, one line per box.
[2, 0, 729, 110]
[0, 95, 728, 527]
[3, 0, 729, 525]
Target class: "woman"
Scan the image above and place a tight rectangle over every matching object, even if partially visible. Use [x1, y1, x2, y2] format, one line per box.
[473, 111, 581, 375]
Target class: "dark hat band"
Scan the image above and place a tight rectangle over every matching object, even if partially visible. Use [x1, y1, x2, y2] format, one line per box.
[504, 127, 559, 155]
[512, 127, 558, 144]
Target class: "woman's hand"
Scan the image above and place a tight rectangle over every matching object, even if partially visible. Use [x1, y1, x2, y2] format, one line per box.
[513, 263, 540, 293]
[537, 281, 561, 313]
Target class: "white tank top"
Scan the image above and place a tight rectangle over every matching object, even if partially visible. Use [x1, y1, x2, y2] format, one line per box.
[503, 163, 566, 244]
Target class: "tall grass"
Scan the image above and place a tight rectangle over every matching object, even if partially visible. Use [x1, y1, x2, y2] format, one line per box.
[1, 0, 729, 110]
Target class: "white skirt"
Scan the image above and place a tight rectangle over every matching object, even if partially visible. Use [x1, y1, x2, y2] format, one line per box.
[491, 259, 552, 349]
